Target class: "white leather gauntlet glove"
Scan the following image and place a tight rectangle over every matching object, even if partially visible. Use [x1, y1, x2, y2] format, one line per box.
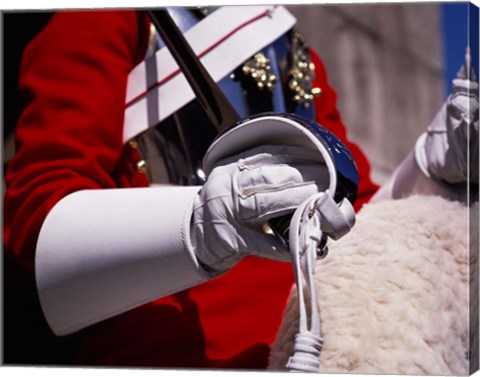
[34, 115, 354, 336]
[192, 144, 330, 273]
[372, 48, 478, 203]
[420, 47, 479, 185]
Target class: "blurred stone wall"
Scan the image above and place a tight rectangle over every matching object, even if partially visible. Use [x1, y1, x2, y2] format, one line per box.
[288, 3, 445, 184]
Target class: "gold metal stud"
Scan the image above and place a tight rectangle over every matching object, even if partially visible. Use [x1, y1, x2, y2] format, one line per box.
[240, 53, 277, 92]
[288, 30, 322, 108]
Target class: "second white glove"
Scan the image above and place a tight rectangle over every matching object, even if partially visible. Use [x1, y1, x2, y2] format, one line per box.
[422, 48, 479, 185]
[192, 144, 330, 274]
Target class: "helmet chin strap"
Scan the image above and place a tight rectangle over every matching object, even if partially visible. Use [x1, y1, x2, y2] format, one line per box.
[286, 191, 355, 372]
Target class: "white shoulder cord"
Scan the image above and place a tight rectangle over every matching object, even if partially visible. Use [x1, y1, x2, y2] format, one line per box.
[286, 191, 355, 373]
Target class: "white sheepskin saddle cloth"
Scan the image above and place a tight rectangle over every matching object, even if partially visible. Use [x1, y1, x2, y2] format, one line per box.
[268, 195, 477, 375]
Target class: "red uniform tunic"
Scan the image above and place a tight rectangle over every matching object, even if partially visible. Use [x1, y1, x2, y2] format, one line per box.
[4, 10, 378, 369]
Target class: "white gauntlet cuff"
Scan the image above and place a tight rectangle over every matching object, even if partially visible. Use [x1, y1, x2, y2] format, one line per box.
[35, 186, 208, 335]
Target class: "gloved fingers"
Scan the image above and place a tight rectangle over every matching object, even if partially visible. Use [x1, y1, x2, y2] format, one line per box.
[205, 144, 331, 224]
[236, 178, 326, 225]
[237, 162, 329, 192]
[196, 163, 328, 205]
[202, 144, 327, 202]
[425, 83, 479, 184]
[449, 91, 479, 119]
[422, 46, 480, 186]
[234, 161, 330, 224]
